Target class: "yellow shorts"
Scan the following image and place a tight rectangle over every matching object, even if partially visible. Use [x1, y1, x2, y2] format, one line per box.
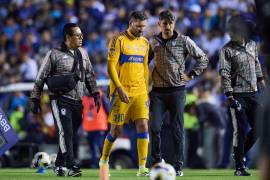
[109, 93, 149, 125]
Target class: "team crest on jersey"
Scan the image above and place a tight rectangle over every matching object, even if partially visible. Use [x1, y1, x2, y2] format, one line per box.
[61, 108, 66, 116]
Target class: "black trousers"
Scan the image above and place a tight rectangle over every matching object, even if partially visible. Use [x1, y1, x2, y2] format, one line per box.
[50, 96, 83, 168]
[230, 93, 261, 169]
[149, 89, 185, 170]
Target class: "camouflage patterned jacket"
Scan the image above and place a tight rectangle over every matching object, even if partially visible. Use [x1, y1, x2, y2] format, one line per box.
[149, 31, 208, 88]
[31, 43, 98, 100]
[219, 40, 264, 96]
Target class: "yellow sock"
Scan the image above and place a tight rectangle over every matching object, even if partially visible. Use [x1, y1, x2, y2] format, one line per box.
[100, 133, 116, 161]
[137, 132, 149, 168]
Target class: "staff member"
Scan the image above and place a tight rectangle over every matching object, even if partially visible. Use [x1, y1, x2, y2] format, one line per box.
[219, 15, 265, 176]
[30, 23, 100, 177]
[149, 10, 208, 176]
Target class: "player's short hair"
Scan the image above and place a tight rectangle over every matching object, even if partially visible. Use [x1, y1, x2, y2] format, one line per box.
[129, 11, 147, 23]
[159, 10, 175, 22]
[63, 23, 79, 40]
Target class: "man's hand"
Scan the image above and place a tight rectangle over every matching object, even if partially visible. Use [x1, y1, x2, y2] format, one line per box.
[259, 79, 266, 89]
[93, 93, 101, 113]
[180, 74, 193, 81]
[30, 98, 41, 114]
[116, 86, 129, 104]
[227, 96, 242, 111]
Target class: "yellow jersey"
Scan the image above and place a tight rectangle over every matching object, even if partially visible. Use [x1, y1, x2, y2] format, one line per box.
[107, 30, 149, 97]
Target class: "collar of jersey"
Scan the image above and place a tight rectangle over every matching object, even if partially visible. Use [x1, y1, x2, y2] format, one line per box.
[126, 30, 137, 40]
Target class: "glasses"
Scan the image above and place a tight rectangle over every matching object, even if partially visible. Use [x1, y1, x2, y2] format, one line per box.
[72, 33, 83, 38]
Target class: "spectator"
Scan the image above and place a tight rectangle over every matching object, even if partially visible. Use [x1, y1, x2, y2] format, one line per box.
[19, 46, 38, 82]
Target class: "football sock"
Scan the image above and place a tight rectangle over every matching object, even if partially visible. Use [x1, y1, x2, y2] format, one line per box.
[137, 132, 149, 168]
[100, 133, 116, 161]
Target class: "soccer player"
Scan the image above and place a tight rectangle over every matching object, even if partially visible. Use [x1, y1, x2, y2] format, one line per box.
[219, 15, 265, 176]
[99, 11, 150, 177]
[148, 10, 208, 176]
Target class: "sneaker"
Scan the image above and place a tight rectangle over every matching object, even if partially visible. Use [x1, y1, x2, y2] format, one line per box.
[99, 159, 110, 177]
[67, 166, 82, 177]
[176, 170, 184, 177]
[234, 168, 251, 176]
[137, 167, 150, 177]
[54, 166, 65, 177]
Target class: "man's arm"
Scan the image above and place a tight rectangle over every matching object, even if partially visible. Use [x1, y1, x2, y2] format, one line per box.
[30, 50, 53, 100]
[107, 34, 129, 103]
[81, 48, 100, 112]
[144, 44, 149, 92]
[219, 48, 233, 97]
[30, 50, 53, 114]
[254, 42, 266, 89]
[107, 35, 122, 88]
[148, 45, 154, 64]
[185, 36, 209, 77]
[82, 48, 99, 96]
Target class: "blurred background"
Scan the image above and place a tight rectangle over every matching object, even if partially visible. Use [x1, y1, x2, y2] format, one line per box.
[0, 0, 264, 170]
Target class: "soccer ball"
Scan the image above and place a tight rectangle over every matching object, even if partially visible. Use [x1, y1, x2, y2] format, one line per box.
[31, 152, 51, 168]
[150, 162, 176, 180]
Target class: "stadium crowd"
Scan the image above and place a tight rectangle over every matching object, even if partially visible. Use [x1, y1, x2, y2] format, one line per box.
[0, 0, 262, 169]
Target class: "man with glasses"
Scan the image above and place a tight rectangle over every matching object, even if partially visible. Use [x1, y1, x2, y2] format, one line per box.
[30, 23, 100, 177]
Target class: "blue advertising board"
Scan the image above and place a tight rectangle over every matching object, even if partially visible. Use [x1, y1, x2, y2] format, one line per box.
[0, 108, 19, 156]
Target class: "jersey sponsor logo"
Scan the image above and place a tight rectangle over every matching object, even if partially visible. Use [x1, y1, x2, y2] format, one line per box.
[120, 54, 144, 65]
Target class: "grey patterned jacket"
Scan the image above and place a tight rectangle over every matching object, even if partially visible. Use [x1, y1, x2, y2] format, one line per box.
[31, 43, 99, 100]
[219, 40, 264, 96]
[149, 32, 208, 87]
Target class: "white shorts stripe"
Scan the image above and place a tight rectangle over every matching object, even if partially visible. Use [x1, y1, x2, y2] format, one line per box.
[230, 108, 238, 147]
[51, 100, 67, 153]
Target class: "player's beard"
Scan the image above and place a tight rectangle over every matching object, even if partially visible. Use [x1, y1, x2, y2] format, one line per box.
[134, 30, 143, 37]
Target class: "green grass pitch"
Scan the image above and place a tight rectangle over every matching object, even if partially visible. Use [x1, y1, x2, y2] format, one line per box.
[0, 168, 259, 180]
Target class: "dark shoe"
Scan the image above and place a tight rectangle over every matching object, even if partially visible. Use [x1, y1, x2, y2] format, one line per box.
[67, 166, 82, 177]
[234, 169, 251, 176]
[176, 170, 184, 176]
[54, 166, 65, 177]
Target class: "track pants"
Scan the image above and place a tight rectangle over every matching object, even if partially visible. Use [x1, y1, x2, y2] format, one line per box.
[230, 93, 261, 169]
[50, 96, 83, 168]
[149, 89, 185, 170]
